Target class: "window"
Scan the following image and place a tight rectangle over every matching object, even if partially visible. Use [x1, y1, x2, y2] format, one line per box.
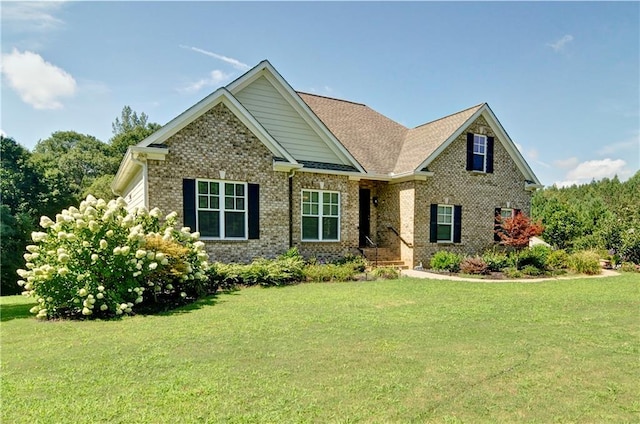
[196, 179, 247, 239]
[302, 190, 340, 241]
[436, 205, 454, 242]
[466, 133, 494, 173]
[494, 207, 519, 242]
[472, 134, 487, 172]
[430, 204, 462, 243]
[500, 208, 513, 220]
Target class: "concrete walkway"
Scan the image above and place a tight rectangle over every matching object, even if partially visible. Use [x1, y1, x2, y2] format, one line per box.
[401, 268, 621, 283]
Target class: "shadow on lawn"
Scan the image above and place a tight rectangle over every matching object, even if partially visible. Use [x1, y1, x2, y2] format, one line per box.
[1, 303, 36, 322]
[153, 289, 241, 317]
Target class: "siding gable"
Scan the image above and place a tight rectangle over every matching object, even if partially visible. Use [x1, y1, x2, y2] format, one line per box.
[235, 76, 346, 165]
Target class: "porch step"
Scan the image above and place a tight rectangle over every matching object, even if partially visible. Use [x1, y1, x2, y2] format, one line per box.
[360, 247, 398, 261]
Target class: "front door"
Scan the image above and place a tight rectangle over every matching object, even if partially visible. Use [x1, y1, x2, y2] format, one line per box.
[359, 189, 371, 247]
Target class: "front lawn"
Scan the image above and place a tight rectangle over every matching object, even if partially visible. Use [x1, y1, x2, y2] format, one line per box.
[2, 274, 638, 423]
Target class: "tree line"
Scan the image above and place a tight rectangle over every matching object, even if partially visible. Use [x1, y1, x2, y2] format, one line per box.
[531, 172, 640, 263]
[1, 107, 159, 294]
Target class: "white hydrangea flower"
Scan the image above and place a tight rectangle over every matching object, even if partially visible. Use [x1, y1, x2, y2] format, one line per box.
[113, 247, 122, 255]
[58, 267, 69, 276]
[39, 216, 54, 228]
[100, 239, 108, 249]
[120, 246, 130, 255]
[98, 285, 105, 292]
[149, 208, 161, 218]
[180, 292, 187, 298]
[96, 292, 104, 299]
[91, 254, 99, 262]
[166, 284, 174, 290]
[82, 307, 93, 316]
[106, 230, 114, 237]
[78, 288, 88, 297]
[26, 245, 39, 253]
[88, 220, 100, 232]
[161, 258, 169, 266]
[149, 262, 158, 270]
[100, 304, 108, 311]
[135, 249, 147, 259]
[31, 232, 47, 242]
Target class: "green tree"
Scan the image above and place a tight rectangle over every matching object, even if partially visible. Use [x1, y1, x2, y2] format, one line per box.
[109, 106, 161, 163]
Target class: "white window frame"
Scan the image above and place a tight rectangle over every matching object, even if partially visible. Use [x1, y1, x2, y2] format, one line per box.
[301, 189, 341, 242]
[472, 134, 487, 172]
[500, 208, 513, 220]
[437, 204, 454, 243]
[196, 179, 248, 240]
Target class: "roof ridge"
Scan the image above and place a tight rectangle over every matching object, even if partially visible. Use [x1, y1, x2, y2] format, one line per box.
[297, 91, 366, 107]
[412, 103, 485, 129]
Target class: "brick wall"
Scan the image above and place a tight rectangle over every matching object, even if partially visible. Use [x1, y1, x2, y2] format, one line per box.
[291, 172, 360, 261]
[411, 115, 532, 266]
[146, 103, 290, 263]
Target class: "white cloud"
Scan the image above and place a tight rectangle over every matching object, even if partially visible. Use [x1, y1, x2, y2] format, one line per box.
[597, 133, 639, 155]
[0, 129, 6, 138]
[554, 180, 580, 188]
[553, 156, 579, 169]
[2, 2, 66, 32]
[547, 34, 574, 52]
[179, 70, 232, 93]
[179, 45, 250, 71]
[1, 49, 77, 110]
[567, 158, 627, 180]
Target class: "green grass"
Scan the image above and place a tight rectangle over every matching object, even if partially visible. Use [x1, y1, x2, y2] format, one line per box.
[2, 274, 638, 423]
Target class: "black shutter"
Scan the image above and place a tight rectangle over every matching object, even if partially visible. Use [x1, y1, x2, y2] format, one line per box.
[514, 208, 521, 217]
[183, 179, 196, 231]
[248, 183, 259, 239]
[494, 207, 501, 242]
[486, 136, 494, 173]
[466, 133, 474, 171]
[429, 204, 438, 242]
[453, 205, 462, 243]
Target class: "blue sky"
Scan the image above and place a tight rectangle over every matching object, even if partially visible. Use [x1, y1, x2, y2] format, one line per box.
[1, 1, 638, 187]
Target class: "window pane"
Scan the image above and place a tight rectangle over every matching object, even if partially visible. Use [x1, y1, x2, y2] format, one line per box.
[225, 212, 245, 238]
[236, 198, 244, 210]
[473, 154, 484, 171]
[210, 182, 219, 195]
[236, 184, 244, 196]
[311, 204, 319, 215]
[225, 197, 234, 210]
[437, 224, 452, 241]
[198, 211, 219, 237]
[211, 197, 219, 209]
[198, 181, 208, 194]
[323, 204, 330, 215]
[323, 192, 330, 203]
[198, 196, 208, 209]
[331, 205, 338, 216]
[331, 193, 338, 204]
[302, 191, 310, 202]
[311, 192, 318, 202]
[302, 217, 319, 240]
[501, 209, 513, 219]
[303, 204, 310, 215]
[322, 217, 339, 240]
[225, 184, 234, 196]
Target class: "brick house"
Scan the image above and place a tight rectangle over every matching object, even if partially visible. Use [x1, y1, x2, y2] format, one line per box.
[112, 60, 542, 267]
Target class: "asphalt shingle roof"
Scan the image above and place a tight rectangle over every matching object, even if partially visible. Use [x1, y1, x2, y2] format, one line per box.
[298, 91, 484, 175]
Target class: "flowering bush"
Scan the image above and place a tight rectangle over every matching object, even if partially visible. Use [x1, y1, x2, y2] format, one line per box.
[18, 195, 211, 319]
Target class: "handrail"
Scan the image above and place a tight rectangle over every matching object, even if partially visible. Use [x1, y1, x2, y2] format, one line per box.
[387, 225, 414, 248]
[364, 236, 378, 267]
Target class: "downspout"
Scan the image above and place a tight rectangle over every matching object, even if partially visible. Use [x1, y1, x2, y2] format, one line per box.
[288, 169, 295, 248]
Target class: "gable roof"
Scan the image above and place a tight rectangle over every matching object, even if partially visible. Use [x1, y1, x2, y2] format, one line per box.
[394, 103, 484, 174]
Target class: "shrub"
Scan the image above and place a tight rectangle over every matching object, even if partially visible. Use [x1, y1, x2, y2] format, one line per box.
[18, 196, 210, 319]
[521, 265, 543, 276]
[460, 256, 488, 275]
[517, 245, 551, 270]
[303, 263, 359, 282]
[568, 250, 601, 275]
[620, 262, 640, 273]
[430, 251, 462, 272]
[503, 267, 523, 278]
[370, 266, 400, 280]
[332, 253, 368, 272]
[207, 248, 305, 288]
[482, 249, 513, 272]
[547, 249, 569, 270]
